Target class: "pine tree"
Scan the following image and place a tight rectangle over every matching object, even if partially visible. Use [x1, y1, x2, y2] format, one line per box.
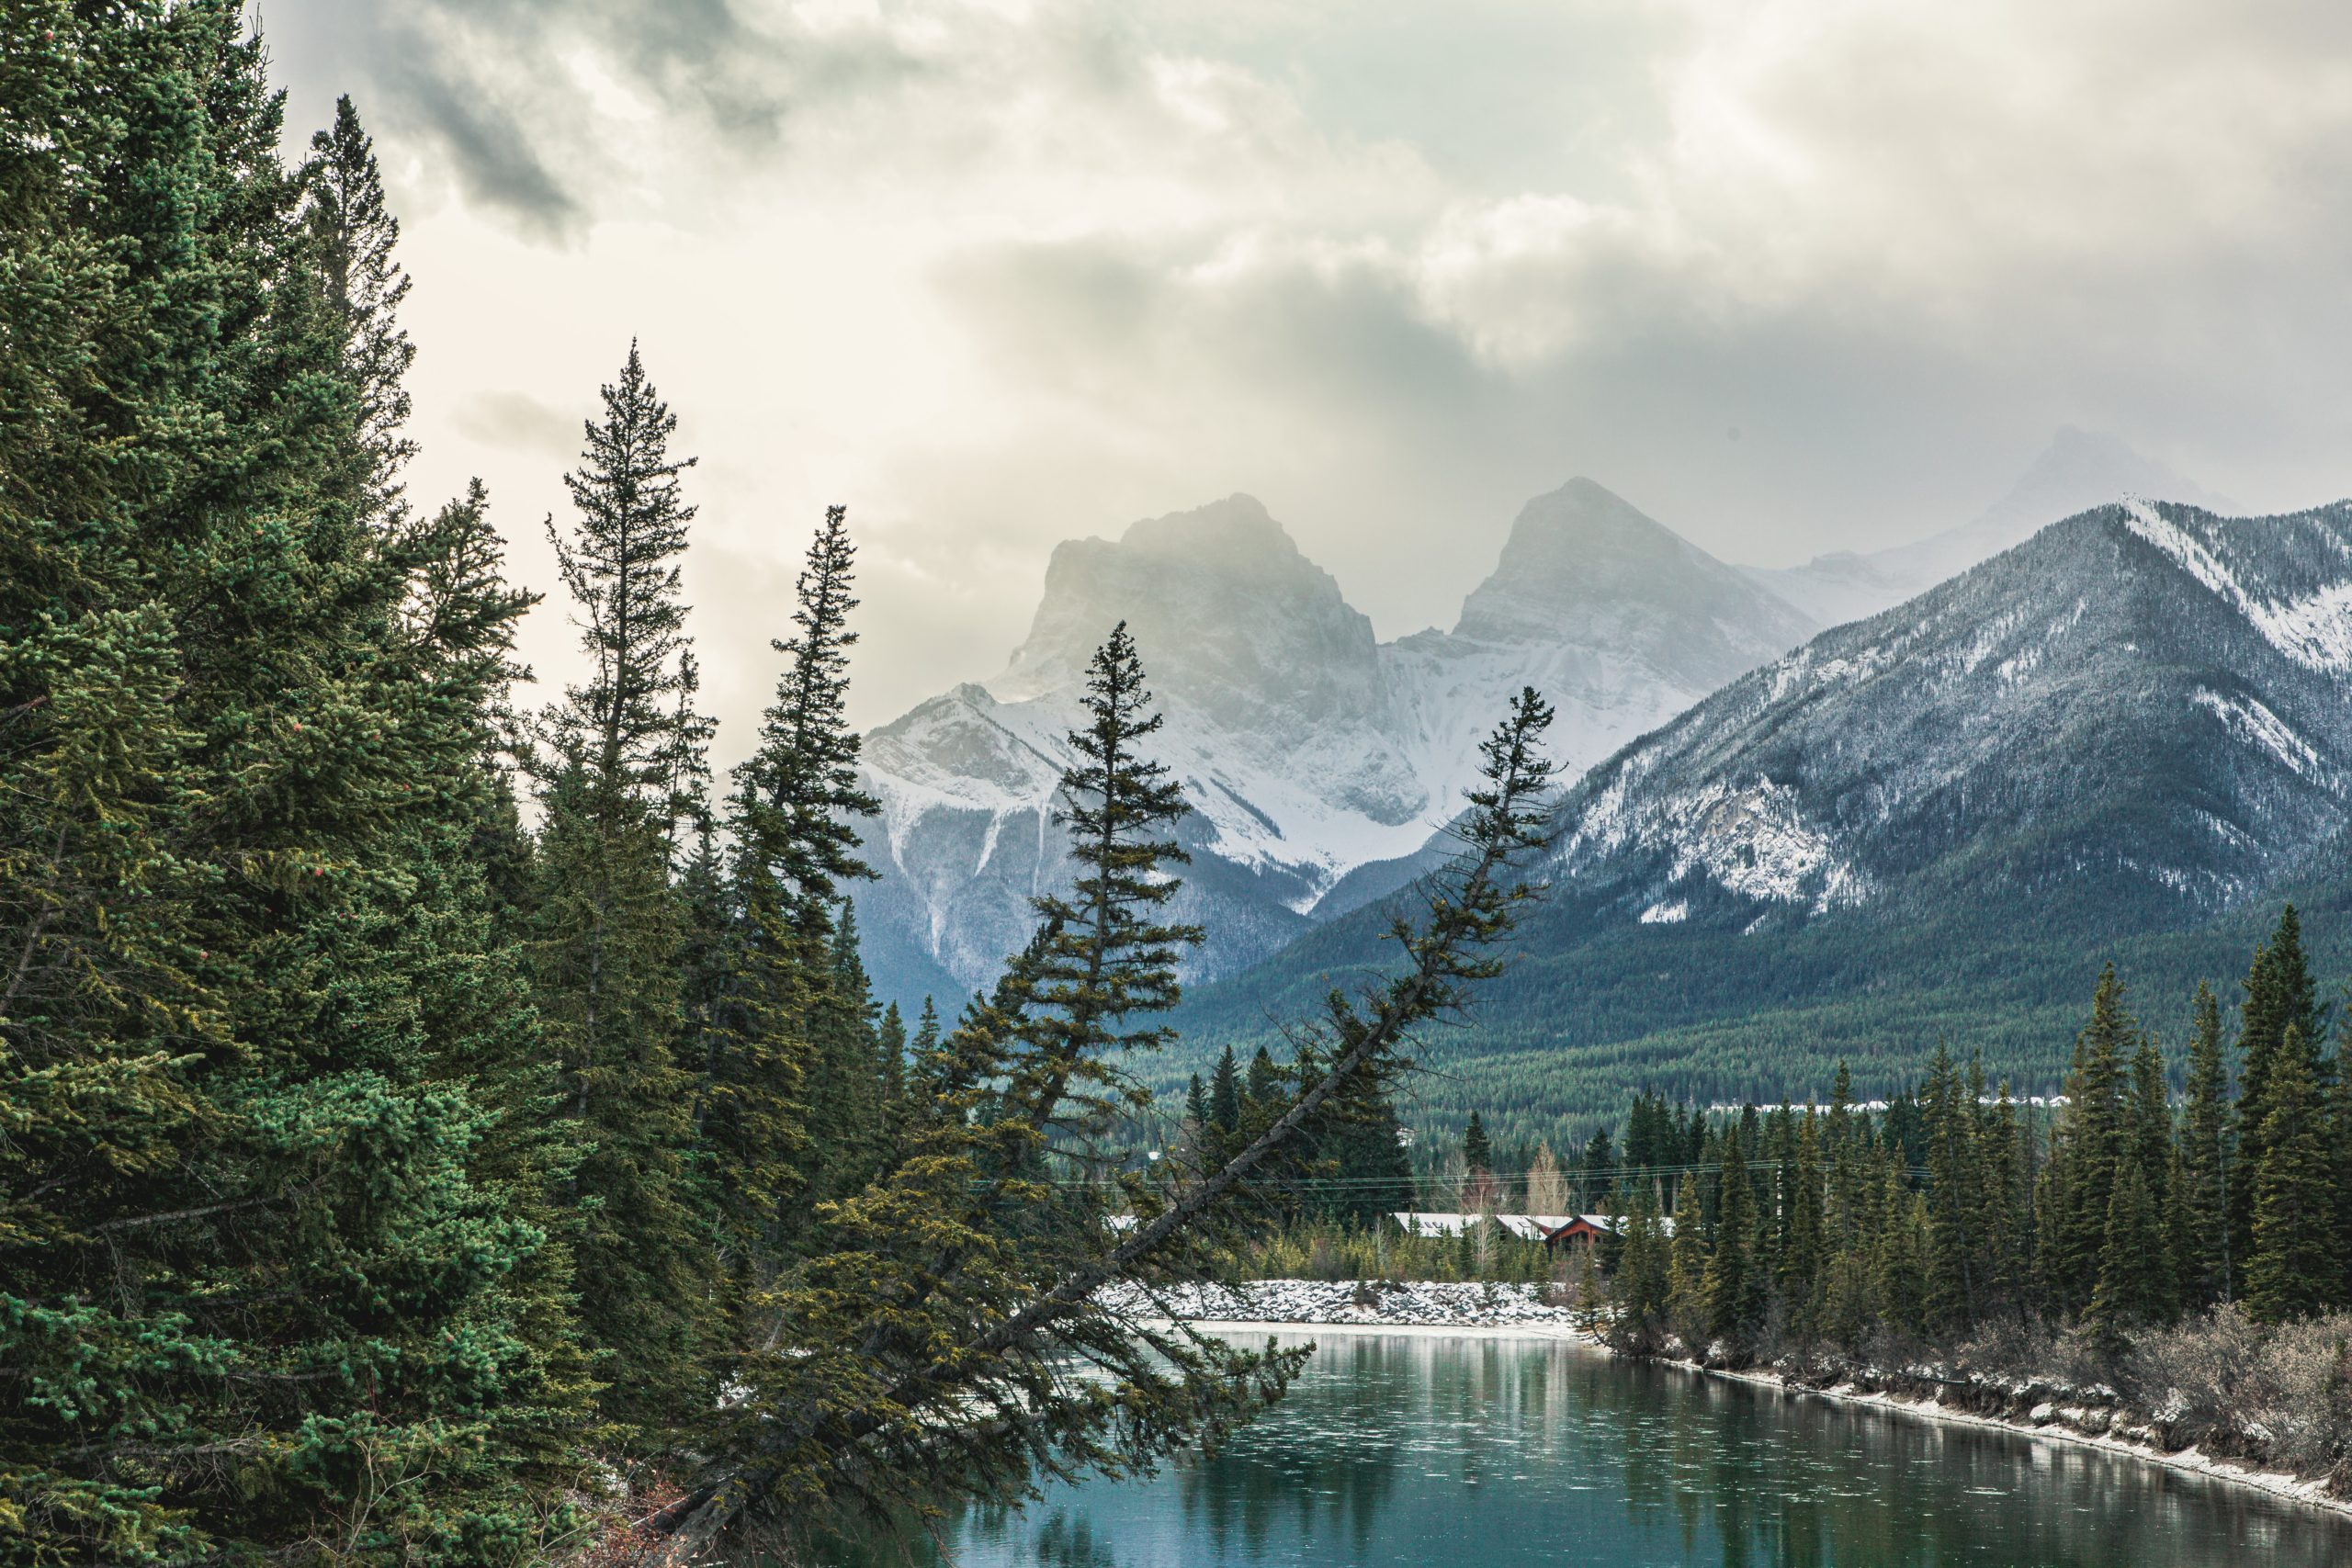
[2086, 1156, 2168, 1353]
[1464, 1109, 1493, 1174]
[2245, 1028, 2335, 1323]
[2231, 908, 2322, 1292]
[1210, 1045, 1243, 1133]
[2177, 982, 2233, 1307]
[2, 13, 576, 1555]
[300, 94, 415, 513]
[539, 341, 714, 849]
[1186, 1072, 1213, 1130]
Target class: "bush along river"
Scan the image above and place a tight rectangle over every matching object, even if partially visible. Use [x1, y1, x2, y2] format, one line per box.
[871, 1328, 2352, 1567]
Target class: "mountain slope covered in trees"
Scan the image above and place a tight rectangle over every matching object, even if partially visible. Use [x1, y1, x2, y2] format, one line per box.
[1182, 499, 2352, 1143]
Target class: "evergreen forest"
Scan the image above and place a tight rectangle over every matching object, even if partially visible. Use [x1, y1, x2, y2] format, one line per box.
[0, 10, 1568, 1562]
[11, 7, 2352, 1564]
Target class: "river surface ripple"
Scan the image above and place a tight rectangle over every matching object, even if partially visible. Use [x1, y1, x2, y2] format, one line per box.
[896, 1330, 2352, 1567]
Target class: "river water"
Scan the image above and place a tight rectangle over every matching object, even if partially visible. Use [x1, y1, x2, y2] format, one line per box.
[909, 1328, 2352, 1567]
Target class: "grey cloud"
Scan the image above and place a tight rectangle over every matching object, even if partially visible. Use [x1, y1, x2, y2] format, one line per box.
[454, 390, 581, 462]
[267, 0, 920, 237]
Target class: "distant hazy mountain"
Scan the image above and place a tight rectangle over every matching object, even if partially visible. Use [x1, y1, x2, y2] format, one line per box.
[1185, 498, 2352, 1120]
[852, 483, 1818, 1011]
[1742, 428, 2231, 626]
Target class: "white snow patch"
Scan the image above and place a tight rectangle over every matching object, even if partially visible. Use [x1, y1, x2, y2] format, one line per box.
[2125, 500, 2352, 673]
[2191, 687, 2322, 778]
[1639, 899, 1690, 924]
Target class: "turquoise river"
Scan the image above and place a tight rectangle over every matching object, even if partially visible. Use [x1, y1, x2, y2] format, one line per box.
[878, 1327, 2352, 1567]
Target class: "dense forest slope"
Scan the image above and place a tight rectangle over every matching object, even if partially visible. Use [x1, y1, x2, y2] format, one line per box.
[1179, 499, 2352, 1144]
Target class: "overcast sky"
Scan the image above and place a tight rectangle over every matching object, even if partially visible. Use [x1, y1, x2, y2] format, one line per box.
[261, 0, 2352, 750]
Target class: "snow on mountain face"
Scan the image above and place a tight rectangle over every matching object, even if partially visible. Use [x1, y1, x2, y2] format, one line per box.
[1384, 479, 1817, 843]
[853, 484, 1819, 1007]
[1544, 500, 2352, 932]
[1743, 428, 2232, 628]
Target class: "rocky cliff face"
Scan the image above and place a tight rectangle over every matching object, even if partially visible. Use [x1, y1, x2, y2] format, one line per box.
[852, 484, 1819, 1010]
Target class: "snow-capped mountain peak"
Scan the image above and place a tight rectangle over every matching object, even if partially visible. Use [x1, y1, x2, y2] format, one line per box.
[851, 482, 1820, 1009]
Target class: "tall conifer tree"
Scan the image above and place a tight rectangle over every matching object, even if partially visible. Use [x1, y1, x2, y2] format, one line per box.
[2231, 908, 2321, 1290]
[530, 345, 715, 1435]
[2178, 982, 2233, 1306]
[2, 13, 577, 1554]
[301, 94, 414, 513]
[2245, 1028, 2335, 1323]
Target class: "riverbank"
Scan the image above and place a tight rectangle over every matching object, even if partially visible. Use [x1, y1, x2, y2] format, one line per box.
[1097, 1278, 1579, 1330]
[1119, 1279, 2352, 1523]
[1665, 1350, 2352, 1523]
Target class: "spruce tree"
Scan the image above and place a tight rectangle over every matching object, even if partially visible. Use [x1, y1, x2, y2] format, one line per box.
[2231, 908, 2321, 1291]
[1703, 1125, 1764, 1340]
[1667, 1168, 1711, 1345]
[2, 13, 576, 1555]
[2086, 1156, 2168, 1354]
[1921, 1043, 1978, 1333]
[876, 999, 909, 1134]
[2177, 982, 2233, 1306]
[1874, 1172, 1929, 1337]
[2333, 1015, 2352, 1309]
[700, 506, 886, 1269]
[1464, 1109, 1493, 1174]
[1209, 1044, 1243, 1133]
[530, 345, 716, 1435]
[301, 94, 415, 512]
[1246, 1044, 1283, 1112]
[2050, 966, 2137, 1315]
[2245, 1029, 2335, 1323]
[1611, 1183, 1672, 1347]
[1781, 1109, 1826, 1339]
[737, 506, 876, 933]
[539, 342, 715, 848]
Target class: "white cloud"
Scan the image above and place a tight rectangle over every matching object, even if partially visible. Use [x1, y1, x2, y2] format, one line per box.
[258, 0, 2352, 759]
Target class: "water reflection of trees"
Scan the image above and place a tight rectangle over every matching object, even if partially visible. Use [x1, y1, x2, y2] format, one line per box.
[1609, 1360, 2335, 1568]
[912, 1336, 2352, 1567]
[1176, 1334, 1408, 1561]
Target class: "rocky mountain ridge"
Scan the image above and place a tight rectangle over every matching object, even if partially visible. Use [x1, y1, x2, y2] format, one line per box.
[1177, 496, 2352, 1121]
[852, 482, 1818, 1009]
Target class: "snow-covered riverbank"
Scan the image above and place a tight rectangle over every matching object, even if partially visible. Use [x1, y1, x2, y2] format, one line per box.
[1111, 1279, 2352, 1522]
[1096, 1278, 1580, 1330]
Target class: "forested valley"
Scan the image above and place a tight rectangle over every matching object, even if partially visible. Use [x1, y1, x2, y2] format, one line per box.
[11, 7, 2352, 1566]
